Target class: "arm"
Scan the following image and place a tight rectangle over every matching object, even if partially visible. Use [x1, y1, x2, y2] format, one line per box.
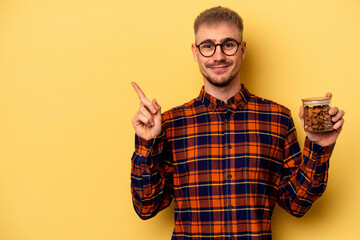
[131, 133, 173, 220]
[130, 82, 173, 219]
[277, 92, 344, 217]
[277, 116, 334, 217]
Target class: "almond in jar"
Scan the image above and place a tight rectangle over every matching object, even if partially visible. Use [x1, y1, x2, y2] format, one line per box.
[302, 97, 333, 132]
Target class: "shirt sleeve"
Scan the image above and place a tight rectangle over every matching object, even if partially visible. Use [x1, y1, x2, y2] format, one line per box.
[131, 132, 174, 220]
[277, 114, 335, 218]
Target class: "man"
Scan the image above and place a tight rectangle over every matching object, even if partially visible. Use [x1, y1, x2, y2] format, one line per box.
[130, 6, 345, 240]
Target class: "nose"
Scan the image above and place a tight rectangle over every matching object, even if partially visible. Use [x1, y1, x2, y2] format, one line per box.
[212, 45, 226, 61]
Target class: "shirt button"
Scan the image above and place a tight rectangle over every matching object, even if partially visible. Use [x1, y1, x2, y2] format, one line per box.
[228, 145, 232, 149]
[228, 205, 233, 210]
[228, 174, 232, 179]
[230, 236, 235, 240]
[145, 145, 149, 149]
[142, 171, 148, 175]
[225, 112, 231, 120]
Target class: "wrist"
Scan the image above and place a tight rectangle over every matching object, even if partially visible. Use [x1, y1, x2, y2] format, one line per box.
[135, 132, 165, 157]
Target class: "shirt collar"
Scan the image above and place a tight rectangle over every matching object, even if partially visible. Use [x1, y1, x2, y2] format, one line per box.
[198, 84, 251, 110]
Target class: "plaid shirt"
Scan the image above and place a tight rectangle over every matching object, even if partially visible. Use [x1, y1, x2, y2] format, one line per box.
[131, 84, 334, 240]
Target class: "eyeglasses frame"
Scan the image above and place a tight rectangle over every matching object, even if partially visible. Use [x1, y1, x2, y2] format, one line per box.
[195, 38, 243, 57]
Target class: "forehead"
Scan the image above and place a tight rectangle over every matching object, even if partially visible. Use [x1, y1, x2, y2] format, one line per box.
[195, 22, 241, 43]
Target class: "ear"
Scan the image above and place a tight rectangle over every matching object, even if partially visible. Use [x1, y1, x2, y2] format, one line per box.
[240, 41, 247, 60]
[191, 43, 198, 62]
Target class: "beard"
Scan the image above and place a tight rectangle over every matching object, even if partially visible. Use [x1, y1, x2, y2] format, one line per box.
[201, 60, 239, 87]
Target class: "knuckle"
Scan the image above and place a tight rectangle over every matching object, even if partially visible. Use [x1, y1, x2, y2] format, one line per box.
[140, 106, 148, 113]
[139, 114, 147, 121]
[141, 108, 152, 117]
[143, 98, 151, 105]
[142, 117, 150, 124]
[132, 113, 140, 121]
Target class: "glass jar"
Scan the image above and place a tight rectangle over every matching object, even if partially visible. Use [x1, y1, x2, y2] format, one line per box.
[302, 97, 333, 132]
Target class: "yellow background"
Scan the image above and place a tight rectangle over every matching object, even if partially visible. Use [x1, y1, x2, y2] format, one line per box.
[0, 0, 359, 239]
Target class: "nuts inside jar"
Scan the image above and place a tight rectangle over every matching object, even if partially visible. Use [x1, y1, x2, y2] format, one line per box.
[304, 105, 332, 132]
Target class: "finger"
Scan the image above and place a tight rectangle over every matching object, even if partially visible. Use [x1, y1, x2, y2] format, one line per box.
[140, 97, 157, 114]
[132, 112, 139, 125]
[138, 113, 153, 128]
[132, 111, 145, 125]
[131, 82, 157, 114]
[132, 112, 146, 127]
[299, 106, 304, 119]
[298, 106, 305, 127]
[153, 99, 161, 112]
[333, 118, 344, 130]
[325, 92, 332, 98]
[131, 82, 147, 101]
[332, 109, 345, 122]
[329, 106, 339, 116]
[140, 106, 155, 126]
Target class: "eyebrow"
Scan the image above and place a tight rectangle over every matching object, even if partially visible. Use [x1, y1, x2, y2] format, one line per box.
[197, 37, 239, 45]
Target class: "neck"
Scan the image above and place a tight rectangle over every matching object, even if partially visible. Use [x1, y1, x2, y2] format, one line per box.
[204, 77, 241, 103]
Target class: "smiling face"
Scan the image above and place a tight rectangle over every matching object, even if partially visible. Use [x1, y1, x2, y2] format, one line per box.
[192, 22, 246, 88]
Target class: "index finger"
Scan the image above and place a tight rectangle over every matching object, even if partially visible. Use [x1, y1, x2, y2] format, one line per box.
[131, 82, 147, 100]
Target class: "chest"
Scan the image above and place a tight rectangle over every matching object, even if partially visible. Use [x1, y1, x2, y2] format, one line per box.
[167, 109, 287, 185]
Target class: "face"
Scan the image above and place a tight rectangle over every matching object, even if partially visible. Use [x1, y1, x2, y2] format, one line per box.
[192, 22, 246, 88]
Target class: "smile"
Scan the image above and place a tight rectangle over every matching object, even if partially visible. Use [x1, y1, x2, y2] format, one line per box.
[209, 65, 230, 73]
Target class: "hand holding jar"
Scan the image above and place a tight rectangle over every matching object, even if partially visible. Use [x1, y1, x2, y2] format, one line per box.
[299, 93, 345, 147]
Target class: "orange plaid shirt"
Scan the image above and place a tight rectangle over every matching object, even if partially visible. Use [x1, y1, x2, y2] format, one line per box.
[131, 84, 334, 240]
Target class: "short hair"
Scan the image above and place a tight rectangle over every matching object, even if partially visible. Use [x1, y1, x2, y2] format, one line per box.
[193, 6, 244, 35]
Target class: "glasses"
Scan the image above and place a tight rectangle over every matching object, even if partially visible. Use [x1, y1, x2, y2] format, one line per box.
[195, 39, 242, 57]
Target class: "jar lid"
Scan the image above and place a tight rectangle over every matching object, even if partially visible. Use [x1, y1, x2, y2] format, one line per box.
[302, 96, 331, 105]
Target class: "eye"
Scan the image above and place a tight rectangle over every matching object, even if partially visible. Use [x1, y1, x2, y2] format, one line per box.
[200, 43, 213, 49]
[223, 41, 236, 49]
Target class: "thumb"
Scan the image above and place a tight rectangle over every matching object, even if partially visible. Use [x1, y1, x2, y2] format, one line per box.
[299, 106, 305, 127]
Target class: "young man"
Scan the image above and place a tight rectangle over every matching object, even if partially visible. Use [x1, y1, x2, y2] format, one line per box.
[130, 6, 345, 240]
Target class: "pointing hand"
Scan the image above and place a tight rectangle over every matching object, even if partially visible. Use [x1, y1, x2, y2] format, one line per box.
[131, 82, 162, 141]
